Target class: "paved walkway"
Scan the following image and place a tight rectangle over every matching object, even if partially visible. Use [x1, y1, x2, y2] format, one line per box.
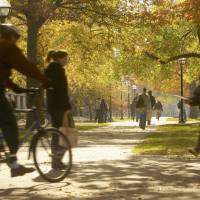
[1, 119, 200, 200]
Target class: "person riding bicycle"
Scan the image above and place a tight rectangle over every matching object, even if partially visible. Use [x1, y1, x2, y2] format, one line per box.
[0, 24, 48, 177]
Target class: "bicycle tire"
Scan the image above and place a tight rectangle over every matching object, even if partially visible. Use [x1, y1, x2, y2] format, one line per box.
[32, 128, 72, 183]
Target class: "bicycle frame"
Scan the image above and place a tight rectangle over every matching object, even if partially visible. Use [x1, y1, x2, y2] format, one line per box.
[18, 109, 41, 148]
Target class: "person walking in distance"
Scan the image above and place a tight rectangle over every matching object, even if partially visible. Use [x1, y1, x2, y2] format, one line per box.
[154, 100, 163, 120]
[147, 91, 156, 125]
[136, 88, 151, 130]
[98, 99, 108, 123]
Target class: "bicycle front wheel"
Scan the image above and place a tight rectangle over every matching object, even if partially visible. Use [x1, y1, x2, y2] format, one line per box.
[32, 128, 72, 183]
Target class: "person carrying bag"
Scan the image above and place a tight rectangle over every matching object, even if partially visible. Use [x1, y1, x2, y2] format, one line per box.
[45, 50, 77, 169]
[59, 110, 78, 148]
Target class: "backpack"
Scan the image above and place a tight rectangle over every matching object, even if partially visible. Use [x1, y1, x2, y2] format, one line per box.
[136, 95, 144, 108]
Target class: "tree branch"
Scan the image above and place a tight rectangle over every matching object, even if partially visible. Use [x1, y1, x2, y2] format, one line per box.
[145, 52, 200, 64]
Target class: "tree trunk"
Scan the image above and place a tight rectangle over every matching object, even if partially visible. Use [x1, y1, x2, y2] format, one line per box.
[25, 22, 40, 127]
[189, 82, 199, 118]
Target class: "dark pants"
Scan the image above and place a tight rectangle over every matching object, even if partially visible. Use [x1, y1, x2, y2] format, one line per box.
[0, 92, 18, 162]
[49, 111, 65, 156]
[139, 110, 147, 129]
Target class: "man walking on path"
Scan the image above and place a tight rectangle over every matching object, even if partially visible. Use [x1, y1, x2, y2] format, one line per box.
[147, 91, 156, 125]
[137, 88, 151, 130]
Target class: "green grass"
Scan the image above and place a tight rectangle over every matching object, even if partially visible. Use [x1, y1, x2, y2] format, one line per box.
[167, 117, 200, 122]
[76, 122, 110, 130]
[112, 117, 130, 122]
[134, 124, 200, 155]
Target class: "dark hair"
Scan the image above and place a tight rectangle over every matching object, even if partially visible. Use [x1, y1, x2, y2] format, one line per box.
[148, 90, 152, 95]
[143, 88, 147, 92]
[46, 50, 68, 63]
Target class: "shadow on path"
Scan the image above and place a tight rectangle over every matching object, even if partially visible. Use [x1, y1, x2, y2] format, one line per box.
[1, 121, 200, 200]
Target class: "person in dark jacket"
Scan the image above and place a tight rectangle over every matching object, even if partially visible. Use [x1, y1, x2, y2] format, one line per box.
[154, 101, 163, 120]
[98, 99, 108, 123]
[45, 50, 72, 169]
[0, 24, 48, 177]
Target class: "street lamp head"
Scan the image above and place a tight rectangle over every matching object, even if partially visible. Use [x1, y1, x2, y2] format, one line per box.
[0, 0, 11, 22]
[179, 57, 186, 65]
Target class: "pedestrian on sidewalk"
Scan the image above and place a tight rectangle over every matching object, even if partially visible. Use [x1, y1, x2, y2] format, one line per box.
[136, 88, 151, 130]
[147, 91, 156, 125]
[154, 100, 163, 120]
[45, 50, 73, 169]
[98, 99, 108, 123]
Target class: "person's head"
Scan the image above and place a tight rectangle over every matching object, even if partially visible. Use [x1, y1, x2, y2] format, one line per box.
[46, 50, 69, 66]
[143, 88, 147, 94]
[148, 90, 152, 96]
[0, 24, 20, 44]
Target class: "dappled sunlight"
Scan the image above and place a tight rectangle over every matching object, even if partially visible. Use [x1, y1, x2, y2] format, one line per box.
[1, 122, 200, 199]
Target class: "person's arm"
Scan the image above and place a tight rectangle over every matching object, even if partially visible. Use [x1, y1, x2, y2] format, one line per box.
[4, 44, 48, 85]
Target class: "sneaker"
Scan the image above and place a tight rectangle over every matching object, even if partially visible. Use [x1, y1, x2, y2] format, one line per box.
[11, 165, 35, 177]
[188, 148, 199, 157]
[52, 161, 67, 170]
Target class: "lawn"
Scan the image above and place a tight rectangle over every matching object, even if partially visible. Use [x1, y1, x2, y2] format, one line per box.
[167, 117, 200, 122]
[18, 122, 110, 140]
[112, 117, 130, 122]
[76, 122, 110, 130]
[134, 124, 200, 155]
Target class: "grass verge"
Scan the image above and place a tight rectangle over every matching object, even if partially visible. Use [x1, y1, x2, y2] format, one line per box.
[76, 122, 110, 130]
[134, 124, 200, 155]
[166, 118, 200, 122]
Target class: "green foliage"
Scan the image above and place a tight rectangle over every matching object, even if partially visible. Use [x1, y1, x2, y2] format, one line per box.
[8, 0, 200, 104]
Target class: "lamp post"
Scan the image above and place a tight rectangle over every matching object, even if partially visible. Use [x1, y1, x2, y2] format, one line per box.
[179, 57, 186, 123]
[127, 80, 131, 119]
[109, 83, 113, 122]
[120, 79, 124, 120]
[0, 0, 11, 23]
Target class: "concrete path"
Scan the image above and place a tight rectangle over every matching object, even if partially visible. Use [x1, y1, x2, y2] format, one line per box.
[1, 118, 200, 200]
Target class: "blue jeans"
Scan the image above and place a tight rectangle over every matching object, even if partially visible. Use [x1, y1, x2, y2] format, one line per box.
[139, 110, 147, 129]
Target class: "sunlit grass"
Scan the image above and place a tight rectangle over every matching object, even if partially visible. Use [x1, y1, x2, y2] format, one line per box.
[134, 124, 200, 155]
[112, 117, 130, 122]
[76, 122, 110, 130]
[167, 118, 200, 122]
